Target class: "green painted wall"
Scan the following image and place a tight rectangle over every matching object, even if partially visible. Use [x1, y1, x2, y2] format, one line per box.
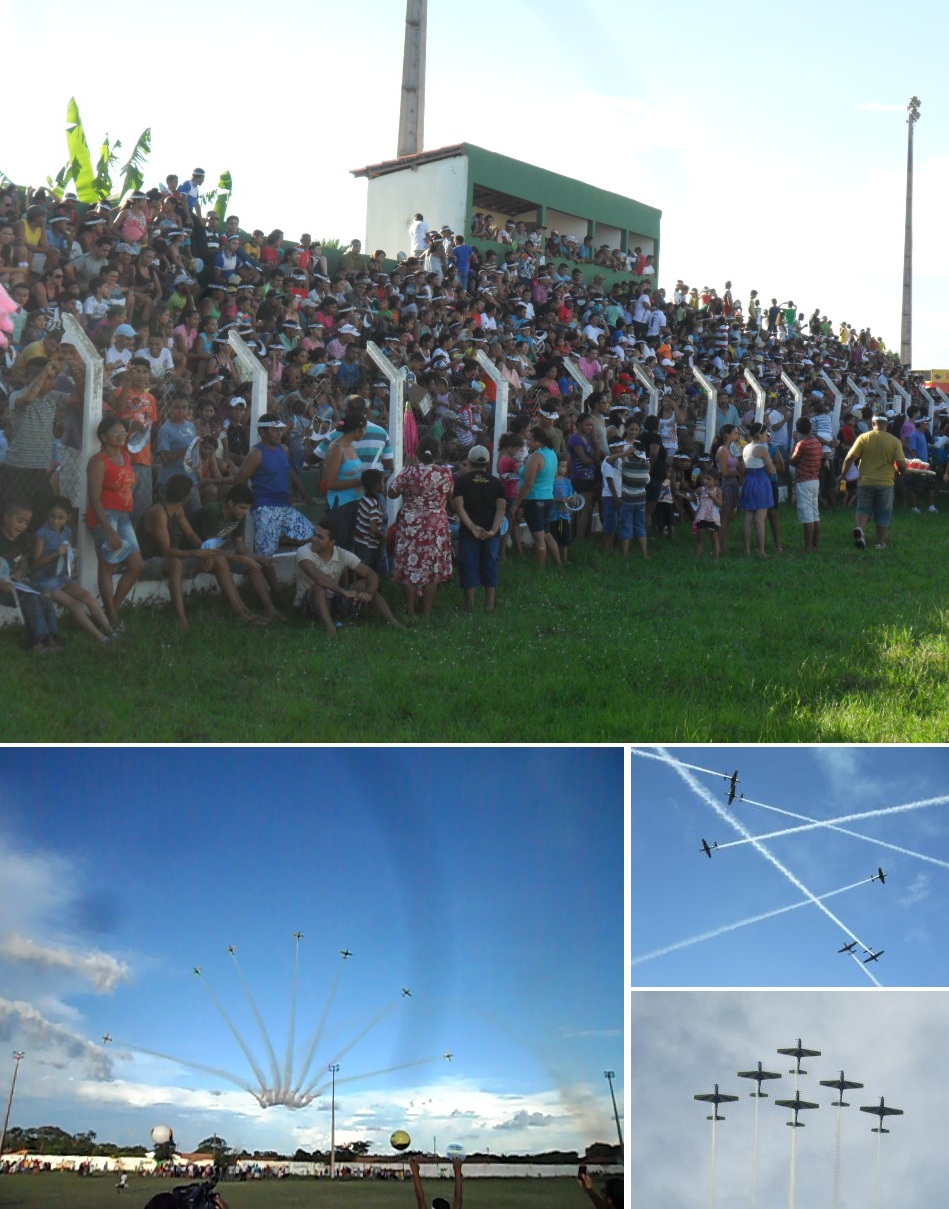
[464, 144, 661, 240]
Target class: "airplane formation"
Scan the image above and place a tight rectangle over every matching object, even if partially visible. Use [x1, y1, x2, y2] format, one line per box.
[698, 769, 889, 965]
[694, 1039, 904, 1134]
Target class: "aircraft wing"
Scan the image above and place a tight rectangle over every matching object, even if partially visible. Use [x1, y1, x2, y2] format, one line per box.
[820, 1079, 863, 1090]
[694, 1093, 739, 1103]
[738, 1070, 781, 1080]
[878, 1106, 904, 1117]
[777, 1046, 821, 1058]
[775, 1098, 819, 1111]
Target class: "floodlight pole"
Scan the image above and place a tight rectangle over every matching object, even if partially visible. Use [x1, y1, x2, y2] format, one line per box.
[900, 97, 921, 368]
[604, 1069, 623, 1148]
[328, 1063, 339, 1179]
[0, 1051, 25, 1162]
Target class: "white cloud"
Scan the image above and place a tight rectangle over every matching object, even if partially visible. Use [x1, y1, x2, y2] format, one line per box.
[0, 998, 113, 1080]
[898, 872, 931, 909]
[0, 932, 131, 993]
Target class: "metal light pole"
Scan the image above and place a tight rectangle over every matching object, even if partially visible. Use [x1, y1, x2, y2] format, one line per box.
[0, 1052, 25, 1162]
[604, 1069, 623, 1147]
[328, 1063, 339, 1179]
[900, 96, 921, 367]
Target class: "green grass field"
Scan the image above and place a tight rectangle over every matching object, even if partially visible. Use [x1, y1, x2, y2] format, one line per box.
[0, 1173, 584, 1209]
[1, 503, 947, 741]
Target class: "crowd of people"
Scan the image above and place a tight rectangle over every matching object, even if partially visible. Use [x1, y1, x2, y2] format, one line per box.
[0, 173, 945, 651]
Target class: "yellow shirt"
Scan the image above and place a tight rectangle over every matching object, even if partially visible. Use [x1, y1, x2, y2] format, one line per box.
[848, 429, 904, 486]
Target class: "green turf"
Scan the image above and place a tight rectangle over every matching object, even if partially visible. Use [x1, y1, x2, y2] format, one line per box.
[0, 1173, 583, 1209]
[1, 503, 947, 741]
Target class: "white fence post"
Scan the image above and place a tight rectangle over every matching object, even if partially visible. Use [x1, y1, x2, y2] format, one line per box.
[891, 380, 911, 413]
[780, 371, 804, 440]
[846, 375, 866, 418]
[63, 313, 104, 595]
[818, 370, 843, 434]
[365, 341, 405, 524]
[563, 358, 592, 406]
[630, 362, 659, 417]
[742, 367, 767, 425]
[692, 368, 718, 454]
[228, 330, 268, 429]
[474, 350, 509, 475]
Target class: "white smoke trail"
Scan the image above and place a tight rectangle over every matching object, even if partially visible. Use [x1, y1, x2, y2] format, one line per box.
[194, 971, 270, 1089]
[283, 936, 301, 1095]
[228, 947, 282, 1088]
[739, 796, 949, 872]
[875, 1125, 883, 1209]
[299, 1001, 398, 1098]
[292, 957, 346, 1096]
[630, 748, 727, 779]
[752, 1094, 761, 1209]
[632, 878, 874, 966]
[788, 1118, 798, 1209]
[656, 748, 880, 985]
[850, 949, 882, 988]
[710, 1114, 718, 1209]
[715, 794, 949, 850]
[833, 1104, 842, 1209]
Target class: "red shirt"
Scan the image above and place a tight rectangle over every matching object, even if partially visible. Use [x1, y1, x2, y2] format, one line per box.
[86, 448, 135, 526]
[792, 436, 823, 482]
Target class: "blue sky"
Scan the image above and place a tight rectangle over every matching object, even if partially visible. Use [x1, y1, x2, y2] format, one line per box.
[4, 0, 949, 366]
[631, 746, 949, 987]
[632, 989, 949, 1209]
[0, 746, 622, 1156]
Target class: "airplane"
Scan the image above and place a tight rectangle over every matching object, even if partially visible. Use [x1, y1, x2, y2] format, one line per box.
[838, 941, 858, 954]
[725, 770, 740, 805]
[775, 1091, 820, 1127]
[701, 838, 718, 859]
[737, 1061, 783, 1097]
[860, 1097, 904, 1133]
[863, 949, 884, 964]
[293, 931, 304, 941]
[777, 1038, 821, 1075]
[871, 867, 887, 884]
[193, 966, 202, 976]
[443, 1052, 452, 1061]
[819, 1070, 865, 1107]
[693, 1083, 739, 1121]
[340, 949, 352, 959]
[227, 945, 236, 954]
[102, 1033, 112, 1044]
[402, 987, 412, 997]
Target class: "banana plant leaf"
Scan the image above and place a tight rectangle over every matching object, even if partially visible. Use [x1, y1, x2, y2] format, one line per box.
[65, 98, 98, 202]
[118, 128, 152, 197]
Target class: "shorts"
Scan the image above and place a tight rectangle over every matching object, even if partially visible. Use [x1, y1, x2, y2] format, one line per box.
[298, 585, 360, 620]
[521, 498, 552, 534]
[140, 555, 201, 581]
[599, 494, 621, 536]
[696, 520, 720, 532]
[795, 478, 820, 524]
[549, 517, 571, 548]
[617, 501, 646, 541]
[458, 533, 500, 589]
[251, 505, 315, 557]
[92, 511, 140, 565]
[571, 476, 596, 496]
[856, 484, 894, 528]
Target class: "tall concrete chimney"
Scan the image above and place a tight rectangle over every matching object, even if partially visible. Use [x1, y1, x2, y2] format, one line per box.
[397, 0, 426, 158]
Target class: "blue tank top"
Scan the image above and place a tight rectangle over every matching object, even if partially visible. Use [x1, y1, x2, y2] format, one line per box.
[252, 441, 291, 507]
[524, 447, 557, 500]
[328, 456, 364, 508]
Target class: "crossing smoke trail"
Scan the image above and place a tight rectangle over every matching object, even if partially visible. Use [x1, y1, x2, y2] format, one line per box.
[715, 794, 949, 850]
[630, 748, 726, 779]
[849, 949, 881, 987]
[655, 749, 880, 985]
[631, 878, 874, 966]
[739, 796, 949, 872]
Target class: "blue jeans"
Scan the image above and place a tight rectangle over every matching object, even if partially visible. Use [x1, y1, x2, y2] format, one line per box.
[856, 485, 894, 528]
[458, 533, 500, 589]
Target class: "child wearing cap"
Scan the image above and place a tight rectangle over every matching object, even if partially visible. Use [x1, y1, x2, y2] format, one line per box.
[599, 440, 625, 553]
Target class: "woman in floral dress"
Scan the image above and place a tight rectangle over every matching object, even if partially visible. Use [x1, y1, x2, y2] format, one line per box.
[387, 436, 454, 619]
